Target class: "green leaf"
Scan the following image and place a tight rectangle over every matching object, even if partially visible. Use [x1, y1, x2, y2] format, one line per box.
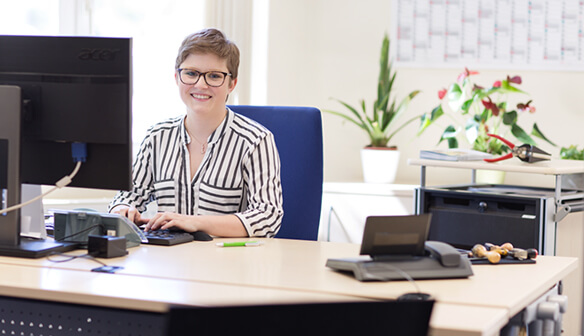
[380, 100, 397, 131]
[560, 145, 584, 160]
[460, 99, 473, 112]
[431, 104, 444, 119]
[323, 109, 368, 132]
[483, 86, 501, 97]
[532, 123, 557, 147]
[511, 123, 536, 145]
[478, 109, 489, 123]
[500, 80, 526, 94]
[473, 136, 490, 153]
[386, 90, 420, 131]
[418, 115, 432, 135]
[447, 83, 466, 112]
[324, 98, 370, 136]
[502, 111, 517, 125]
[487, 138, 509, 155]
[447, 83, 462, 101]
[417, 105, 443, 135]
[376, 34, 392, 113]
[439, 125, 458, 148]
[361, 99, 371, 123]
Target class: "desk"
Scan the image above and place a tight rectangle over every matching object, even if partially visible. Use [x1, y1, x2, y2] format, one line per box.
[409, 158, 584, 336]
[0, 239, 576, 336]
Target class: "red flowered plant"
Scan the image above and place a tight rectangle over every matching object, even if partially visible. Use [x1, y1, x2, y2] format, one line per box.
[418, 68, 555, 155]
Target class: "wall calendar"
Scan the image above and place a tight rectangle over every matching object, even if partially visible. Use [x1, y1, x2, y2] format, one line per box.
[391, 0, 584, 71]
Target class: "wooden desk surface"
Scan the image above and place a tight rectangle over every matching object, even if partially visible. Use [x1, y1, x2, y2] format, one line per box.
[0, 238, 576, 320]
[0, 238, 531, 336]
[430, 303, 508, 336]
[0, 261, 373, 313]
[0, 262, 506, 336]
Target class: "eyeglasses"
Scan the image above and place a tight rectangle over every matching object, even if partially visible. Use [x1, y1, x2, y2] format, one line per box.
[177, 68, 232, 87]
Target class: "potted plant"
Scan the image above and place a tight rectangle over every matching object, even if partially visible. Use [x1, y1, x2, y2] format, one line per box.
[417, 68, 556, 182]
[560, 145, 584, 161]
[324, 34, 420, 183]
[418, 68, 555, 154]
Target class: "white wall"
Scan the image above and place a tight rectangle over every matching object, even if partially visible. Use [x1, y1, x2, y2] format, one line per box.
[42, 0, 584, 203]
[265, 0, 584, 187]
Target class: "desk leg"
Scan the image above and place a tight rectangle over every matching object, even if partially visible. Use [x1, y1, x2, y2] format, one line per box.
[555, 175, 562, 205]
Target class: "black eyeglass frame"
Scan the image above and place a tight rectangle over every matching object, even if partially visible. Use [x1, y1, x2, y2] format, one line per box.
[177, 68, 232, 87]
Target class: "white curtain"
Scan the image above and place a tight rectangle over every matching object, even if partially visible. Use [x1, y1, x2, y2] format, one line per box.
[205, 0, 254, 105]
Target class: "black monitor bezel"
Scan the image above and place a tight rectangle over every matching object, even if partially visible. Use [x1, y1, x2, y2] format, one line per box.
[0, 35, 133, 257]
[0, 34, 133, 190]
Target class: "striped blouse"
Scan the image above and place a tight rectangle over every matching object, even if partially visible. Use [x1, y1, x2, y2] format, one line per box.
[109, 108, 283, 237]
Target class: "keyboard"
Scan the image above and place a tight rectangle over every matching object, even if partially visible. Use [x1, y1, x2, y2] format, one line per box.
[142, 229, 194, 246]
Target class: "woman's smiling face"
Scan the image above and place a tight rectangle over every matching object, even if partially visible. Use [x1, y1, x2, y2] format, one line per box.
[176, 53, 236, 117]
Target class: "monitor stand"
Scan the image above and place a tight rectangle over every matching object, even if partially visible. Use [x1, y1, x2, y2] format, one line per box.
[0, 238, 78, 258]
[0, 85, 77, 258]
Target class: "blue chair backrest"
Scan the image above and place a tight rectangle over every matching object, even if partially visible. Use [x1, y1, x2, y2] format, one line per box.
[229, 105, 323, 240]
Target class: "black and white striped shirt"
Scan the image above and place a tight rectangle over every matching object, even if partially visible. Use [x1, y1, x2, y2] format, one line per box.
[109, 108, 283, 237]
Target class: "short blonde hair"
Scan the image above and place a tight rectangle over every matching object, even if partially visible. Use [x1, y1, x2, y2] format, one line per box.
[175, 28, 240, 79]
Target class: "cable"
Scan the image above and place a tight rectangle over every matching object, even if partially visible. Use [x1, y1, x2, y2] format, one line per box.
[57, 223, 104, 243]
[47, 252, 107, 267]
[0, 160, 82, 215]
[367, 263, 422, 293]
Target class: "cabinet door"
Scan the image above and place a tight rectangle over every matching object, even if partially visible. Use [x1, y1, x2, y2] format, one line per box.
[319, 192, 414, 243]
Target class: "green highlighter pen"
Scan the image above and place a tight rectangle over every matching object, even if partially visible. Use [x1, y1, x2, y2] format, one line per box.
[216, 241, 262, 247]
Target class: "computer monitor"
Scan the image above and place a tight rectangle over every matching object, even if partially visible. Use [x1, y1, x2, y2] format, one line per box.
[0, 35, 132, 258]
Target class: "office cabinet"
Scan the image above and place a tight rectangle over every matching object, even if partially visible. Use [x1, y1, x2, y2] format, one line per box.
[415, 184, 584, 336]
[416, 185, 566, 253]
[318, 183, 416, 243]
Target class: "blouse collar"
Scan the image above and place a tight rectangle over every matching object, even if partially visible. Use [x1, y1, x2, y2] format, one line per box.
[180, 107, 234, 147]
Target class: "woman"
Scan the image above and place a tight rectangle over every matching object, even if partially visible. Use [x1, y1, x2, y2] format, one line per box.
[109, 28, 283, 238]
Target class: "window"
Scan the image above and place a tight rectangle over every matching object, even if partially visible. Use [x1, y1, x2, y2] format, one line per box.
[90, 0, 206, 148]
[0, 1, 59, 34]
[0, 0, 268, 153]
[1, 0, 205, 152]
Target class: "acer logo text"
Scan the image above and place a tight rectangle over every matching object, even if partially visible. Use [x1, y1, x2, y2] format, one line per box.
[78, 48, 120, 61]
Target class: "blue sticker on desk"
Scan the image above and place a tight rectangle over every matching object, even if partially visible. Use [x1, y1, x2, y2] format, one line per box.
[91, 266, 124, 273]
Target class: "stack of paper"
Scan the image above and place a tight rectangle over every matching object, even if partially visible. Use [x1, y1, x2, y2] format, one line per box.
[419, 149, 494, 161]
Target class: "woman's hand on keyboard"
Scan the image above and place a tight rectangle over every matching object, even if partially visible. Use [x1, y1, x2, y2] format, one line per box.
[143, 212, 197, 233]
[111, 205, 149, 226]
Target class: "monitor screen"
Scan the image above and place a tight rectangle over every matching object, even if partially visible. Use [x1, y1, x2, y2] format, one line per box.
[0, 35, 132, 257]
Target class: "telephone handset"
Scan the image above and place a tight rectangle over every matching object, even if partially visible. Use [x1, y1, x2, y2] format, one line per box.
[424, 241, 461, 267]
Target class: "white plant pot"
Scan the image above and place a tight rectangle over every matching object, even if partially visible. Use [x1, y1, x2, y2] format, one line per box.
[476, 169, 506, 185]
[360, 148, 400, 184]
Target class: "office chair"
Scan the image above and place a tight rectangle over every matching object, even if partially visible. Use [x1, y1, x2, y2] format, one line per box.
[228, 105, 323, 240]
[166, 300, 434, 336]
